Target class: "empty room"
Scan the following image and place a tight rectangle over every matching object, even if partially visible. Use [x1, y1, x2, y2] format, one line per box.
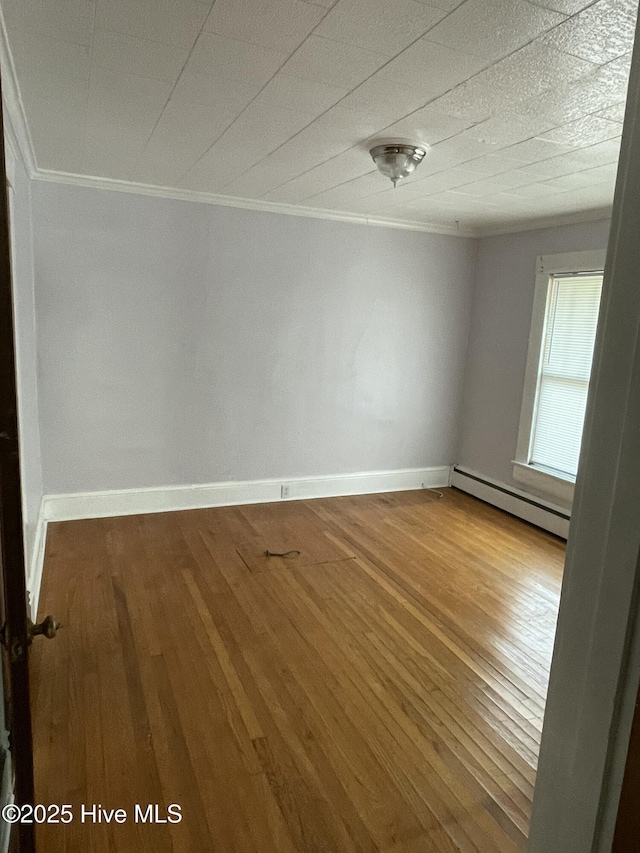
[0, 0, 639, 851]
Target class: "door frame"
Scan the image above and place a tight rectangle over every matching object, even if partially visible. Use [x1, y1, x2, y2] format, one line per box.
[528, 10, 640, 853]
[0, 74, 35, 852]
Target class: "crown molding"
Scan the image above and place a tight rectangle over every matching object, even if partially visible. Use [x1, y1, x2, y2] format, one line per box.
[31, 167, 478, 237]
[0, 5, 37, 178]
[475, 206, 612, 238]
[29, 163, 616, 242]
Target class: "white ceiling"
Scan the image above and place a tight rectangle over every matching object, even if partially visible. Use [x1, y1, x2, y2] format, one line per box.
[1, 0, 637, 234]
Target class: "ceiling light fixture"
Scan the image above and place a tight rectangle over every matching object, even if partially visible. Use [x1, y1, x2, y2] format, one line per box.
[370, 141, 428, 188]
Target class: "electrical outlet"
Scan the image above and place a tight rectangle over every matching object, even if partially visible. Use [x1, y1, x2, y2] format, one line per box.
[281, 484, 291, 499]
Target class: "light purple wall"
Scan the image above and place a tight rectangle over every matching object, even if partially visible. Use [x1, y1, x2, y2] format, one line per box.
[457, 218, 612, 490]
[31, 182, 476, 494]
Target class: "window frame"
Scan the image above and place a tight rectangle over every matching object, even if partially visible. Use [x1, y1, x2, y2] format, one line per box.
[513, 249, 606, 506]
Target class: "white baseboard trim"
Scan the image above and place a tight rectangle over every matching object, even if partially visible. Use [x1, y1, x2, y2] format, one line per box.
[451, 465, 570, 539]
[42, 466, 451, 523]
[26, 505, 48, 621]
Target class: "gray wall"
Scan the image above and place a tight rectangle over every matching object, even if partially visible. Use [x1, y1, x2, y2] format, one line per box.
[31, 182, 476, 495]
[8, 148, 42, 572]
[457, 218, 611, 491]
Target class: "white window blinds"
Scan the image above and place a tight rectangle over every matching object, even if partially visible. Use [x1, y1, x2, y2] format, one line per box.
[530, 272, 603, 480]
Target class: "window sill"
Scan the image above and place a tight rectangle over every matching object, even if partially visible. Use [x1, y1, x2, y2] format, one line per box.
[512, 461, 575, 508]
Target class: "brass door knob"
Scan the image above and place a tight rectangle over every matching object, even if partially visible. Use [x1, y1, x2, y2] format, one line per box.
[27, 615, 61, 642]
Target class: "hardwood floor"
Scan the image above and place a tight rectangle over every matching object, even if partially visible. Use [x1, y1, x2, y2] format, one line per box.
[30, 488, 564, 852]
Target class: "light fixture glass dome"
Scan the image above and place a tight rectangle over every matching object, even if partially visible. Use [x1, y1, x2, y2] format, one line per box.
[370, 143, 427, 187]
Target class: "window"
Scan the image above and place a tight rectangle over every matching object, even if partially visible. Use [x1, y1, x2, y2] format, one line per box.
[514, 250, 605, 505]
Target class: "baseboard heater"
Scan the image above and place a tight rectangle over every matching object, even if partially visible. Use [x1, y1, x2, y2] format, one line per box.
[450, 466, 570, 539]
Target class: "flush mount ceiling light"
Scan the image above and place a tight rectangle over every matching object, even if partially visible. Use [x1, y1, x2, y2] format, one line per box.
[370, 141, 428, 188]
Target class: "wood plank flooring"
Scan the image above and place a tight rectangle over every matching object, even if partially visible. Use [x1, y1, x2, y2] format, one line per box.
[30, 488, 564, 852]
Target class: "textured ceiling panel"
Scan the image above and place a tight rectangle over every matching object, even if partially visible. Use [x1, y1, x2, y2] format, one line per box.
[170, 71, 260, 111]
[91, 29, 189, 83]
[2, 0, 637, 233]
[313, 0, 447, 55]
[423, 0, 567, 63]
[83, 66, 173, 179]
[376, 39, 490, 93]
[185, 33, 287, 87]
[95, 0, 212, 49]
[204, 0, 325, 53]
[594, 102, 627, 122]
[8, 28, 89, 172]
[431, 43, 598, 122]
[537, 114, 622, 146]
[2, 0, 95, 45]
[278, 36, 387, 89]
[369, 103, 474, 146]
[542, 0, 637, 63]
[529, 0, 599, 12]
[252, 72, 346, 113]
[131, 98, 253, 186]
[338, 75, 440, 123]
